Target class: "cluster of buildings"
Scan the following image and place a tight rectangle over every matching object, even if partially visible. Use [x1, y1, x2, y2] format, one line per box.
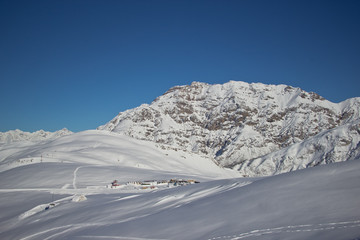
[108, 179, 200, 189]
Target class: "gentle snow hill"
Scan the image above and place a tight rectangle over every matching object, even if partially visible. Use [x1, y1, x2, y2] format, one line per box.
[98, 80, 360, 175]
[0, 130, 240, 178]
[0, 128, 72, 144]
[0, 159, 359, 239]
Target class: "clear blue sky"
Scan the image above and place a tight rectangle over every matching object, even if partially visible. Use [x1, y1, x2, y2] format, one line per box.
[1, 0, 359, 132]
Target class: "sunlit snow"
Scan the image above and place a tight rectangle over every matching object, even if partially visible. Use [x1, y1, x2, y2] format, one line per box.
[0, 130, 359, 239]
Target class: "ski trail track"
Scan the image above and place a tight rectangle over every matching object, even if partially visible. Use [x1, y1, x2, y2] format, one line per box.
[14, 166, 84, 223]
[208, 220, 360, 240]
[72, 166, 82, 189]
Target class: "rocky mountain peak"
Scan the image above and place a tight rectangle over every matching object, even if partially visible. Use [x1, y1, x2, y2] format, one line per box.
[98, 81, 360, 176]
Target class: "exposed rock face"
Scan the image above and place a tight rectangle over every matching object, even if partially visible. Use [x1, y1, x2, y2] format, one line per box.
[99, 81, 360, 176]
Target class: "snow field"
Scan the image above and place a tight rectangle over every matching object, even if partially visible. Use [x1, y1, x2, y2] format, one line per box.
[0, 160, 360, 239]
[1, 129, 360, 239]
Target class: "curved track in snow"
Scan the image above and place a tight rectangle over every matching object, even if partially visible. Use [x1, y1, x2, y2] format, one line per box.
[72, 166, 82, 189]
[208, 220, 360, 240]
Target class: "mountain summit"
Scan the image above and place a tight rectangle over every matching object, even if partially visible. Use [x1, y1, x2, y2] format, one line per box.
[99, 81, 360, 176]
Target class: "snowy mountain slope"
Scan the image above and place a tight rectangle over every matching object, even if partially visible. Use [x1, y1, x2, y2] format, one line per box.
[0, 158, 359, 240]
[0, 130, 240, 178]
[0, 128, 72, 144]
[236, 119, 360, 176]
[98, 81, 360, 173]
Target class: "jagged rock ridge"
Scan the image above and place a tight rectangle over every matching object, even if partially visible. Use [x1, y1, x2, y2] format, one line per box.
[98, 81, 360, 176]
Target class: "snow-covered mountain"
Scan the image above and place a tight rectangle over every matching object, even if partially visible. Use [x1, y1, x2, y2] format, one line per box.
[0, 128, 73, 144]
[1, 81, 360, 239]
[99, 81, 360, 176]
[237, 119, 360, 176]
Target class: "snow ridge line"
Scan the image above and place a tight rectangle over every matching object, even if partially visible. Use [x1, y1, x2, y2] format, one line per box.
[208, 220, 360, 240]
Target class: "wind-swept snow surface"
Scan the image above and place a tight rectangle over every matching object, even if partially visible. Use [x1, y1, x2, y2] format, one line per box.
[0, 158, 360, 239]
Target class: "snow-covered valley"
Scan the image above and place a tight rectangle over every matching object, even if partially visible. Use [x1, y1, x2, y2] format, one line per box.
[0, 130, 360, 239]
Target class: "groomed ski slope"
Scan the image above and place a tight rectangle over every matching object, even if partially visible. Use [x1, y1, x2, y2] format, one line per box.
[0, 130, 360, 239]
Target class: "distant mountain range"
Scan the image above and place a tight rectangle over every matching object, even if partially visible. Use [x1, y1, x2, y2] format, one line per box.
[98, 81, 360, 176]
[0, 128, 72, 144]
